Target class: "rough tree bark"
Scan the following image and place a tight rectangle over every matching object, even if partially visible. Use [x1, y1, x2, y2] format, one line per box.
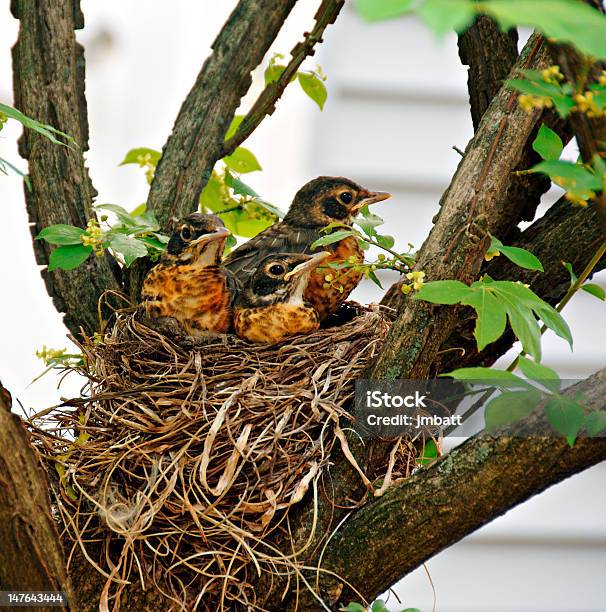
[368, 34, 555, 380]
[0, 381, 74, 608]
[11, 0, 121, 338]
[4, 2, 606, 611]
[458, 15, 519, 131]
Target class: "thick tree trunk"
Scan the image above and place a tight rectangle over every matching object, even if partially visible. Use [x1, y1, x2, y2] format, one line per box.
[0, 381, 73, 609]
[11, 0, 121, 338]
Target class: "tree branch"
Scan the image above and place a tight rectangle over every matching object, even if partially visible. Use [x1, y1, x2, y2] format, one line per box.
[297, 369, 606, 609]
[458, 16, 519, 131]
[11, 0, 121, 338]
[0, 380, 73, 604]
[368, 34, 555, 380]
[550, 42, 606, 236]
[146, 0, 299, 231]
[221, 0, 344, 157]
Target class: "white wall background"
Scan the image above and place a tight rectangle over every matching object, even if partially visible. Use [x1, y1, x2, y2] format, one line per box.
[0, 2, 604, 611]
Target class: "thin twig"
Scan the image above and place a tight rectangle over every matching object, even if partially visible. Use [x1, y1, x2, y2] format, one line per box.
[222, 0, 345, 157]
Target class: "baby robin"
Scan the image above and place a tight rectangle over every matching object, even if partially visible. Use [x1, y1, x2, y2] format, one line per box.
[224, 176, 390, 321]
[233, 251, 331, 344]
[141, 213, 236, 337]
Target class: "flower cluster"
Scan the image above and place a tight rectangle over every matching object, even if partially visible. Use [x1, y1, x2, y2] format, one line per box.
[80, 218, 106, 256]
[574, 91, 605, 118]
[401, 270, 425, 294]
[136, 152, 156, 184]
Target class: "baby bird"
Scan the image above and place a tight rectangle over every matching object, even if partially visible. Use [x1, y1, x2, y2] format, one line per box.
[141, 213, 236, 337]
[234, 251, 331, 344]
[224, 176, 390, 321]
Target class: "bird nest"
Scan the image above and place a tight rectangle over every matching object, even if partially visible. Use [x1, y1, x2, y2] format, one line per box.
[28, 305, 416, 611]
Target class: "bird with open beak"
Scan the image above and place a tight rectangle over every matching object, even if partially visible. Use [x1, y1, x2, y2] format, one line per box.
[141, 213, 237, 336]
[233, 251, 331, 344]
[224, 176, 390, 321]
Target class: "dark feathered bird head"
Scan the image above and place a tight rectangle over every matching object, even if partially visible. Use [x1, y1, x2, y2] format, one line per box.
[238, 251, 331, 307]
[165, 213, 230, 266]
[283, 176, 390, 228]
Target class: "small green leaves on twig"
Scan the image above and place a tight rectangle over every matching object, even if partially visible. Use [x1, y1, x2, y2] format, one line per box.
[36, 204, 168, 271]
[562, 261, 606, 301]
[311, 206, 415, 289]
[485, 235, 544, 271]
[264, 53, 328, 110]
[415, 277, 571, 359]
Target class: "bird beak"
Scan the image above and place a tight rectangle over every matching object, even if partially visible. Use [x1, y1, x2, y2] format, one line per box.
[190, 226, 231, 248]
[352, 190, 391, 212]
[184, 226, 231, 262]
[284, 251, 331, 280]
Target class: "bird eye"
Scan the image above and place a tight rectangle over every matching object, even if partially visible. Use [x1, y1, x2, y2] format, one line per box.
[268, 264, 285, 276]
[180, 227, 192, 240]
[339, 192, 353, 204]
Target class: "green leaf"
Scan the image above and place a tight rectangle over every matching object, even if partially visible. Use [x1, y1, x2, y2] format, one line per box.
[0, 155, 31, 189]
[545, 395, 585, 445]
[48, 244, 93, 271]
[264, 63, 286, 86]
[482, 0, 606, 61]
[585, 411, 606, 436]
[418, 0, 475, 36]
[129, 203, 147, 217]
[531, 160, 603, 192]
[109, 234, 149, 267]
[562, 261, 577, 286]
[200, 173, 225, 212]
[253, 198, 285, 219]
[0, 102, 75, 147]
[343, 604, 366, 612]
[298, 72, 328, 110]
[234, 218, 273, 238]
[311, 230, 356, 248]
[413, 280, 471, 304]
[96, 203, 136, 226]
[375, 234, 395, 249]
[355, 0, 414, 21]
[119, 147, 161, 167]
[443, 367, 532, 389]
[355, 210, 385, 238]
[224, 147, 262, 174]
[490, 281, 573, 350]
[489, 236, 543, 271]
[37, 224, 86, 246]
[507, 74, 575, 118]
[418, 439, 438, 466]
[138, 235, 167, 252]
[371, 601, 389, 612]
[581, 283, 606, 300]
[367, 270, 383, 288]
[516, 356, 561, 393]
[224, 170, 258, 197]
[225, 115, 244, 140]
[484, 389, 543, 429]
[460, 287, 507, 351]
[500, 246, 543, 271]
[507, 300, 543, 361]
[532, 124, 563, 161]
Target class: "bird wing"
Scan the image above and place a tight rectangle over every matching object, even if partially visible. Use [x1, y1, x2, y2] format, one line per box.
[224, 222, 319, 280]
